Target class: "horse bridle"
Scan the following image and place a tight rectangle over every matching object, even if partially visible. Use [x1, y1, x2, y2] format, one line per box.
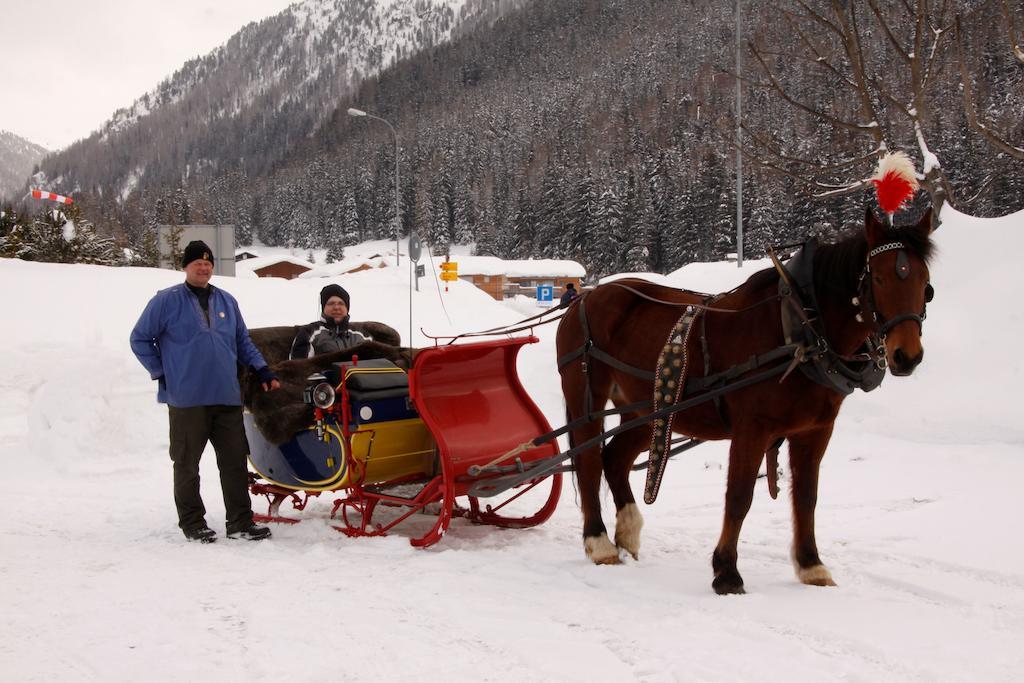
[852, 241, 934, 336]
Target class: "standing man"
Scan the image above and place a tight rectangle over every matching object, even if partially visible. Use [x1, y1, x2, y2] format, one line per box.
[131, 240, 280, 543]
[560, 283, 579, 307]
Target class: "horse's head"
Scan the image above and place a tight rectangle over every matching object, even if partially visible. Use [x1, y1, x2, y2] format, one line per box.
[860, 207, 935, 376]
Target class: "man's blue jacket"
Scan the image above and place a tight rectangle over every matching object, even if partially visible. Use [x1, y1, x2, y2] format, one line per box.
[130, 283, 269, 407]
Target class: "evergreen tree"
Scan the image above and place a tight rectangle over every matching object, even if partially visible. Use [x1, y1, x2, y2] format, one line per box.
[8, 206, 120, 265]
[535, 158, 567, 259]
[510, 187, 537, 257]
[0, 205, 18, 238]
[0, 206, 25, 258]
[172, 187, 191, 224]
[593, 184, 624, 277]
[569, 169, 599, 266]
[453, 182, 476, 245]
[133, 229, 161, 267]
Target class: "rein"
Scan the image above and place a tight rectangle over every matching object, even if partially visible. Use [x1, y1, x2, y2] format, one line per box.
[604, 281, 780, 315]
[422, 302, 569, 343]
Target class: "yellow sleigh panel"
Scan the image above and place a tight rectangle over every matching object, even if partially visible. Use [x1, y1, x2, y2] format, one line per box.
[350, 418, 436, 485]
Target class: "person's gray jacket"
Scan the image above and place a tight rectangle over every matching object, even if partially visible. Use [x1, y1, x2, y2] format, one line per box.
[289, 316, 367, 359]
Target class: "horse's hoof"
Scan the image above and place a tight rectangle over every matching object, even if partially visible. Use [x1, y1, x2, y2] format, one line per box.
[712, 572, 746, 595]
[585, 533, 621, 565]
[614, 503, 643, 561]
[797, 564, 837, 587]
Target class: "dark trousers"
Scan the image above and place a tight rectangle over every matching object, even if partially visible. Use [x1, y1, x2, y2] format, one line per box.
[168, 405, 254, 533]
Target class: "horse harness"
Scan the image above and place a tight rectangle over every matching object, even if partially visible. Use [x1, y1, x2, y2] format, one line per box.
[553, 236, 935, 501]
[777, 236, 932, 396]
[556, 287, 740, 427]
[855, 242, 934, 336]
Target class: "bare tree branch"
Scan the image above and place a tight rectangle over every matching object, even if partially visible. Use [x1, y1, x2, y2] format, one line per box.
[958, 173, 995, 206]
[831, 1, 887, 148]
[732, 134, 874, 199]
[866, 0, 912, 62]
[741, 123, 885, 171]
[917, 2, 956, 92]
[749, 41, 877, 134]
[743, 0, 1016, 219]
[1002, 0, 1024, 64]
[792, 0, 844, 37]
[785, 12, 861, 91]
[956, 14, 1024, 159]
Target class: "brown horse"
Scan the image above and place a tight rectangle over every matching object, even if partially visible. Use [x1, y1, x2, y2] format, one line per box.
[555, 207, 934, 594]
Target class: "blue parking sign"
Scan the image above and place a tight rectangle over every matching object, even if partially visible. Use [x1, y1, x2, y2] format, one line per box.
[537, 284, 554, 306]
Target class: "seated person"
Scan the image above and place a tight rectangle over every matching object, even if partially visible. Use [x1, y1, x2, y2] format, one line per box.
[289, 284, 367, 359]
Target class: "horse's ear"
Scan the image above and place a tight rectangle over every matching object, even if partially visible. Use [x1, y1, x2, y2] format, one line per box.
[865, 206, 887, 245]
[917, 207, 935, 235]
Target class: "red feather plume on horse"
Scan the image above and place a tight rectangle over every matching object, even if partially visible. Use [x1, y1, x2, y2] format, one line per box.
[871, 151, 920, 216]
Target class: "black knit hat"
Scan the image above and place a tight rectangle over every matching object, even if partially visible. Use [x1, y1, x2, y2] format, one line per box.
[182, 240, 214, 268]
[320, 284, 350, 311]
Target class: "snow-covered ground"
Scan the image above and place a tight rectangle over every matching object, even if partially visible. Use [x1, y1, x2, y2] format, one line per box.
[2, 206, 1022, 681]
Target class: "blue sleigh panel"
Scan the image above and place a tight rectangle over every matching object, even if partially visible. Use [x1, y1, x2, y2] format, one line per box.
[244, 412, 349, 490]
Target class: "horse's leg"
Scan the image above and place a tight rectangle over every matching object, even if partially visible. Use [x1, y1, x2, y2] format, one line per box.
[602, 422, 652, 560]
[787, 424, 837, 587]
[712, 430, 771, 595]
[564, 377, 619, 565]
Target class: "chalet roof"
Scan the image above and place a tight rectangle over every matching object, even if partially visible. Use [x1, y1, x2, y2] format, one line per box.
[453, 256, 585, 278]
[300, 256, 389, 279]
[235, 255, 313, 277]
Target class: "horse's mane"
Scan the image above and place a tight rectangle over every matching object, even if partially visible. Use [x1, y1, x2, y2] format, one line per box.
[814, 221, 935, 292]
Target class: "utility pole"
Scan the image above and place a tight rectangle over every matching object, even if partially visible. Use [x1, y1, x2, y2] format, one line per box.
[735, 0, 744, 268]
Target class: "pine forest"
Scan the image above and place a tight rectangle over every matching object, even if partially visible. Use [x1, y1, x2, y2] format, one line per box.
[6, 0, 1023, 279]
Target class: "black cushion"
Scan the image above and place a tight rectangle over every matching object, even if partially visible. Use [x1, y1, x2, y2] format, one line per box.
[337, 359, 409, 401]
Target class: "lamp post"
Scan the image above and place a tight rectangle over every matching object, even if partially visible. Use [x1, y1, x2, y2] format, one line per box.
[735, 0, 744, 268]
[348, 107, 400, 266]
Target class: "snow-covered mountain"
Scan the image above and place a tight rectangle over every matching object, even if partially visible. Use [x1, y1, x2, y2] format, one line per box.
[41, 0, 527, 198]
[0, 130, 47, 202]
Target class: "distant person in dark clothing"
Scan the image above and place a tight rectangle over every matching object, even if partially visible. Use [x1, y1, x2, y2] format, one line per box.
[289, 284, 367, 359]
[560, 283, 579, 306]
[130, 240, 278, 544]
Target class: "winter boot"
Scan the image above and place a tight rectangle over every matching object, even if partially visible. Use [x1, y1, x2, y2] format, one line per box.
[226, 523, 272, 541]
[183, 526, 217, 544]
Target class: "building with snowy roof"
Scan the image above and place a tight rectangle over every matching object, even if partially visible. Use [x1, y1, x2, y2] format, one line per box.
[452, 256, 585, 300]
[234, 254, 313, 279]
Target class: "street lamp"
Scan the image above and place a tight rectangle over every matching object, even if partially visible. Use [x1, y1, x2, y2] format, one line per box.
[734, 0, 744, 268]
[348, 107, 400, 266]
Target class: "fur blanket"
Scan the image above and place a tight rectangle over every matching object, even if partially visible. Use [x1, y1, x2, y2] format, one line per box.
[242, 322, 414, 445]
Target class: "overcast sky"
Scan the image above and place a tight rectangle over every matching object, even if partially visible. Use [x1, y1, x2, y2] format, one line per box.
[0, 0, 297, 150]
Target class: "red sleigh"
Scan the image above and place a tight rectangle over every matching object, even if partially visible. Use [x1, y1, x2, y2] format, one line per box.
[245, 336, 562, 547]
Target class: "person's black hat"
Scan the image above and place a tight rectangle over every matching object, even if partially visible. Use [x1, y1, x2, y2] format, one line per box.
[182, 240, 214, 268]
[320, 284, 350, 311]
[566, 283, 576, 290]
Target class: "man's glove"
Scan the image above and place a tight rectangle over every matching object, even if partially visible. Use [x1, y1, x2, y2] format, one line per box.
[255, 366, 280, 392]
[255, 366, 277, 385]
